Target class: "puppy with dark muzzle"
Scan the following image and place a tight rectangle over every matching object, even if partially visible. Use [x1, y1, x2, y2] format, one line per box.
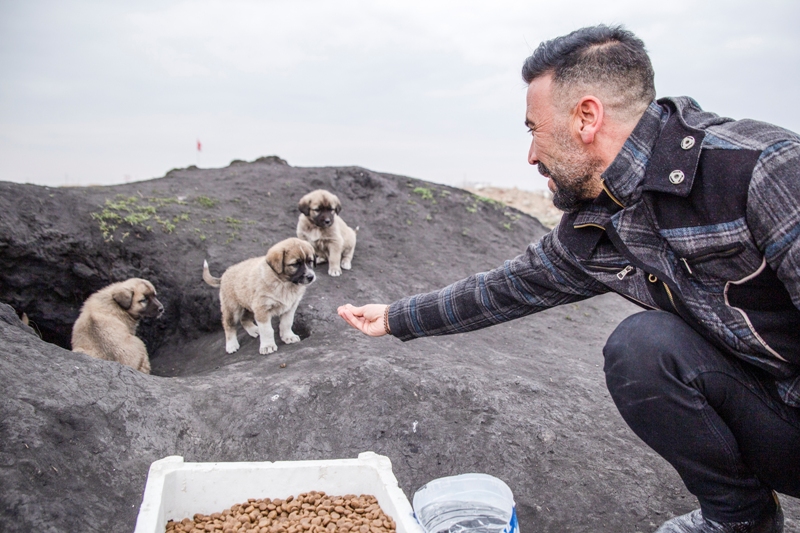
[71, 278, 164, 374]
[296, 189, 357, 277]
[203, 237, 315, 355]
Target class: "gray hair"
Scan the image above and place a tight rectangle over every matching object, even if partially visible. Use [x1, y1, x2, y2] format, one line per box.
[522, 25, 655, 120]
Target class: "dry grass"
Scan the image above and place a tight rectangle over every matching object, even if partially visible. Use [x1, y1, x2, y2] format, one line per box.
[464, 186, 562, 228]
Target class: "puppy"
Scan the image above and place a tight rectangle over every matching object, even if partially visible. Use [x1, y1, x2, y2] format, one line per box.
[71, 278, 164, 374]
[203, 237, 315, 355]
[296, 189, 357, 277]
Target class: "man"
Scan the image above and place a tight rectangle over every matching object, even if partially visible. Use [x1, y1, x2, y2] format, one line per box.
[338, 25, 800, 533]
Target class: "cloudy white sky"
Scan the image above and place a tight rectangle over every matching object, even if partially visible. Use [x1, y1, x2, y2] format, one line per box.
[1, 0, 799, 191]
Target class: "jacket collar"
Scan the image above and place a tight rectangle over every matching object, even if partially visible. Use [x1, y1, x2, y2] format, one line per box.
[565, 97, 706, 258]
[601, 97, 707, 205]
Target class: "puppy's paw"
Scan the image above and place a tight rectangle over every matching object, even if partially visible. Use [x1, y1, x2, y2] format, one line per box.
[341, 261, 352, 270]
[243, 324, 259, 337]
[316, 257, 328, 264]
[282, 333, 301, 344]
[328, 266, 342, 276]
[225, 339, 240, 354]
[259, 343, 278, 355]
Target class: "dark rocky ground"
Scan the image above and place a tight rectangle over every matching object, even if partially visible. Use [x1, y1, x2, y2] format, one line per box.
[1, 158, 797, 533]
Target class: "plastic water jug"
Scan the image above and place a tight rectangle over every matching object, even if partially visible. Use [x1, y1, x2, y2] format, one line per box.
[412, 473, 519, 533]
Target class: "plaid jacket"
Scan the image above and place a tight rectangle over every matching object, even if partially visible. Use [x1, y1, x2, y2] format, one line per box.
[387, 97, 800, 407]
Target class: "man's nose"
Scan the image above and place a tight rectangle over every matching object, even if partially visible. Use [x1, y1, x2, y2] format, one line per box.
[528, 139, 539, 166]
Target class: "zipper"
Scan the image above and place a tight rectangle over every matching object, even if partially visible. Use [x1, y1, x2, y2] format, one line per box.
[573, 223, 606, 231]
[647, 274, 680, 314]
[680, 243, 745, 273]
[600, 180, 625, 208]
[581, 261, 636, 278]
[680, 258, 693, 275]
[662, 282, 678, 313]
[617, 265, 634, 280]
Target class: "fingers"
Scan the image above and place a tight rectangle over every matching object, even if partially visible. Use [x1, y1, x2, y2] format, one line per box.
[337, 305, 365, 331]
[337, 303, 388, 337]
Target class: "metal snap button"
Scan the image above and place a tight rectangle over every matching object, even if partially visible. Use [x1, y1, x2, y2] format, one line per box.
[681, 136, 695, 150]
[669, 170, 685, 184]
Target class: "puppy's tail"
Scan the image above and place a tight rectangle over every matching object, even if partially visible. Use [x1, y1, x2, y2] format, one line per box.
[202, 260, 221, 287]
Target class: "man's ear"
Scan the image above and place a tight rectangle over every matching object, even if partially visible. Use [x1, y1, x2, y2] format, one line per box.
[113, 288, 133, 310]
[266, 247, 285, 274]
[574, 95, 604, 145]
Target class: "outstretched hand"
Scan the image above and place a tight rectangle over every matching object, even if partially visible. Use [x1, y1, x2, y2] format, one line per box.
[337, 303, 389, 337]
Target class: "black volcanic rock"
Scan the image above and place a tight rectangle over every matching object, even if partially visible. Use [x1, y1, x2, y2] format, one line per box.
[1, 159, 797, 532]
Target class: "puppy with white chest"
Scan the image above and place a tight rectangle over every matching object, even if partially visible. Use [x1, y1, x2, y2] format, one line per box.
[71, 278, 164, 374]
[203, 237, 315, 355]
[296, 189, 357, 277]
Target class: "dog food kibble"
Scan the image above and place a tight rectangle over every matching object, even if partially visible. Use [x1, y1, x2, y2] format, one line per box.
[164, 492, 397, 533]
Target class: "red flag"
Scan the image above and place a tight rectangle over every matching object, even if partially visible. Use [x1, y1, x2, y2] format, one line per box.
[197, 140, 202, 152]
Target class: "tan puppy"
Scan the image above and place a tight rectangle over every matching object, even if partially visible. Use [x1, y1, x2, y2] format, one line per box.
[296, 189, 357, 277]
[203, 237, 315, 355]
[71, 278, 164, 374]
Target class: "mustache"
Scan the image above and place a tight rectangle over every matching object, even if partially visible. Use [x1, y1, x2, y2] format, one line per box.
[538, 162, 551, 178]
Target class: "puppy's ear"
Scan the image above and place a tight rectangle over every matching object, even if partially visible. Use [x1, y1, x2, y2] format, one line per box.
[331, 194, 342, 214]
[113, 288, 134, 310]
[298, 197, 311, 216]
[266, 246, 285, 274]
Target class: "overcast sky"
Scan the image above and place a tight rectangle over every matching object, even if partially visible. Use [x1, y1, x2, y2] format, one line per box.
[1, 0, 799, 191]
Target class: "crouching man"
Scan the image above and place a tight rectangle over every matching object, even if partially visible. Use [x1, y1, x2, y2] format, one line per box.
[339, 25, 799, 533]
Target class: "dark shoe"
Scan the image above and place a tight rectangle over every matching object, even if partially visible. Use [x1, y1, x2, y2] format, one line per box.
[655, 495, 783, 533]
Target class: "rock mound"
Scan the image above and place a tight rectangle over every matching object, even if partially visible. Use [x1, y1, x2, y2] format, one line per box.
[2, 160, 797, 532]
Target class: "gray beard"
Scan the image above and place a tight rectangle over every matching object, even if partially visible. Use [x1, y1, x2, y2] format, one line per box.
[538, 162, 594, 213]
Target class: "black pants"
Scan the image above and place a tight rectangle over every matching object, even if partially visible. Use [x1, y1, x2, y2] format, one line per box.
[603, 311, 800, 523]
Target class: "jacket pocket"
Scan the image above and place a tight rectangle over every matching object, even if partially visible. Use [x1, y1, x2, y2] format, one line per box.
[675, 243, 747, 283]
[581, 261, 636, 279]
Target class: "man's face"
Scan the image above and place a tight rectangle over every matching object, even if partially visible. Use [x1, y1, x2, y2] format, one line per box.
[525, 75, 603, 212]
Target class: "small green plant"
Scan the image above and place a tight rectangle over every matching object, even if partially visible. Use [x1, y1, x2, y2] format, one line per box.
[413, 187, 434, 201]
[503, 222, 512, 230]
[223, 217, 246, 243]
[90, 194, 190, 241]
[466, 204, 478, 214]
[154, 215, 175, 233]
[195, 196, 218, 208]
[476, 195, 503, 208]
[148, 196, 186, 207]
[124, 207, 156, 224]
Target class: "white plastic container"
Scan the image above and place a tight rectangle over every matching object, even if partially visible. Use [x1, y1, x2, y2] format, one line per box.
[134, 451, 425, 533]
[412, 474, 518, 533]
